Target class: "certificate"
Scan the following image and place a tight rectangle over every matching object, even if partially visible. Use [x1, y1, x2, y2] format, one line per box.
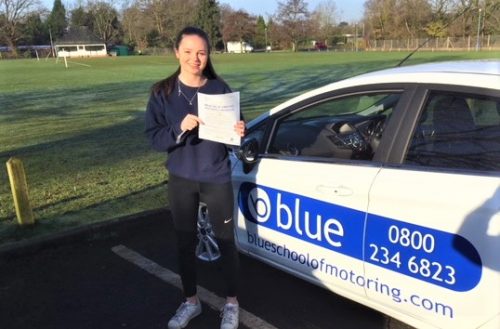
[198, 92, 241, 146]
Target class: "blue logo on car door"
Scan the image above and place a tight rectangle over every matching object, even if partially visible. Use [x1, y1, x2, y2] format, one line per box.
[239, 182, 482, 292]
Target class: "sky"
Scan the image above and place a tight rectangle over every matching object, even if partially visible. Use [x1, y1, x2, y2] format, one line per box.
[219, 0, 365, 22]
[41, 0, 366, 23]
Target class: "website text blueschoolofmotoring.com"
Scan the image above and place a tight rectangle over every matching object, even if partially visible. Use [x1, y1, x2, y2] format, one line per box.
[247, 232, 454, 319]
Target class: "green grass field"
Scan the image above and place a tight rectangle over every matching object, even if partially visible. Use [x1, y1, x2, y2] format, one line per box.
[1, 50, 499, 244]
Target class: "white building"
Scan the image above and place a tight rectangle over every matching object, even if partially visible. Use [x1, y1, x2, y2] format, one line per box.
[55, 27, 107, 58]
[227, 41, 253, 53]
[55, 44, 107, 58]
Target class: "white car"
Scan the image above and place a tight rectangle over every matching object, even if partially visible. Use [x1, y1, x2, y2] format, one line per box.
[230, 60, 500, 329]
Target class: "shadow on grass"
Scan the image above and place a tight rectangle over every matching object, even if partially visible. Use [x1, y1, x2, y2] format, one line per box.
[0, 180, 169, 244]
[228, 61, 372, 112]
[227, 54, 467, 116]
[1, 59, 395, 169]
[0, 54, 472, 231]
[31, 194, 88, 213]
[0, 80, 152, 120]
[0, 110, 150, 167]
[0, 96, 156, 223]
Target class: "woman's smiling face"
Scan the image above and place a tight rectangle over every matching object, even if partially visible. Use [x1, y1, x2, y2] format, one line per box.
[175, 34, 208, 78]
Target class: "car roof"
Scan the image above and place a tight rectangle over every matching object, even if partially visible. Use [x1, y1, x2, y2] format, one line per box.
[343, 59, 500, 91]
[362, 60, 500, 77]
[262, 60, 500, 119]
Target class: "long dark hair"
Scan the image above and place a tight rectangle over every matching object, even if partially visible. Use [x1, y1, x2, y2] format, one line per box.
[151, 26, 224, 96]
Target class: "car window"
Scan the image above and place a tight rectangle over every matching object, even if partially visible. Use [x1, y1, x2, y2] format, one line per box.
[243, 121, 267, 147]
[267, 92, 401, 160]
[405, 92, 500, 171]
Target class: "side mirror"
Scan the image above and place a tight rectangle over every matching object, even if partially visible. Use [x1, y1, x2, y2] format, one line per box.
[237, 138, 259, 165]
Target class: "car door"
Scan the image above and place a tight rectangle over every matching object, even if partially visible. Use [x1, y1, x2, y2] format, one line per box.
[232, 88, 406, 301]
[364, 87, 500, 329]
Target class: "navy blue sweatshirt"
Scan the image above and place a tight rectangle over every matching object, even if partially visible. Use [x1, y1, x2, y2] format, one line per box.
[145, 78, 233, 183]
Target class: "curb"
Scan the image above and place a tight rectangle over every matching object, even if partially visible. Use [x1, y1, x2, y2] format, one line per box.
[0, 208, 170, 259]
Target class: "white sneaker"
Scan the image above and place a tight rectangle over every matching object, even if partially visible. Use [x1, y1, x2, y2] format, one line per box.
[220, 303, 239, 329]
[167, 300, 202, 329]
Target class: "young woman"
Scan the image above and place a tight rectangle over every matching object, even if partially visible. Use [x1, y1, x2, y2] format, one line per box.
[145, 26, 245, 329]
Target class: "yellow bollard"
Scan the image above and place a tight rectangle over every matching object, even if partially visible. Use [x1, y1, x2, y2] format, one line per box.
[6, 157, 35, 225]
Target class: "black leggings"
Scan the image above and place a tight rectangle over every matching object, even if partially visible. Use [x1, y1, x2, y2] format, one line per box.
[168, 174, 239, 298]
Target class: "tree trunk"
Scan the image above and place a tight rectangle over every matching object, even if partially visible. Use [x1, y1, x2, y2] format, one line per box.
[6, 38, 18, 58]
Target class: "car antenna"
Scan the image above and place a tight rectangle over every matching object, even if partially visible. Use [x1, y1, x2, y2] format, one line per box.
[396, 4, 474, 67]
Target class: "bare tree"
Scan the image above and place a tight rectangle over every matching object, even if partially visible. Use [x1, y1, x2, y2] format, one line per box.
[140, 0, 168, 43]
[136, 0, 196, 47]
[423, 0, 451, 37]
[429, 0, 451, 19]
[0, 0, 40, 56]
[87, 0, 120, 44]
[397, 0, 433, 38]
[275, 0, 310, 51]
[364, 0, 498, 41]
[267, 17, 287, 50]
[364, 0, 397, 39]
[310, 0, 337, 45]
[449, 0, 500, 37]
[448, 0, 475, 37]
[164, 0, 196, 45]
[221, 8, 255, 51]
[481, 0, 500, 34]
[122, 1, 151, 51]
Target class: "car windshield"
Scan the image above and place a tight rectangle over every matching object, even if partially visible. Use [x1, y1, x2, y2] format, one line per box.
[357, 93, 400, 116]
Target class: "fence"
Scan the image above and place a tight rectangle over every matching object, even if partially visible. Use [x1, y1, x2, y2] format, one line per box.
[3, 35, 499, 59]
[364, 35, 499, 52]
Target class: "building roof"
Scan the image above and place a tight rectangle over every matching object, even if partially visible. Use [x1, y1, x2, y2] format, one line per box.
[55, 26, 104, 45]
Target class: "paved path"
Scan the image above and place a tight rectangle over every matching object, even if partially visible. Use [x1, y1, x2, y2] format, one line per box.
[0, 210, 387, 329]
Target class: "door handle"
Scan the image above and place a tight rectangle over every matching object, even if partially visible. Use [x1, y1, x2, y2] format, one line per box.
[316, 184, 353, 196]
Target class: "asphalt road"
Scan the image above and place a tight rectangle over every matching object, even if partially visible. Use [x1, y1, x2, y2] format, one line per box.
[0, 210, 392, 329]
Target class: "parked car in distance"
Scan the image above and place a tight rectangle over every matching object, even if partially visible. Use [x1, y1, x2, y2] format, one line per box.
[314, 41, 328, 51]
[231, 60, 500, 329]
